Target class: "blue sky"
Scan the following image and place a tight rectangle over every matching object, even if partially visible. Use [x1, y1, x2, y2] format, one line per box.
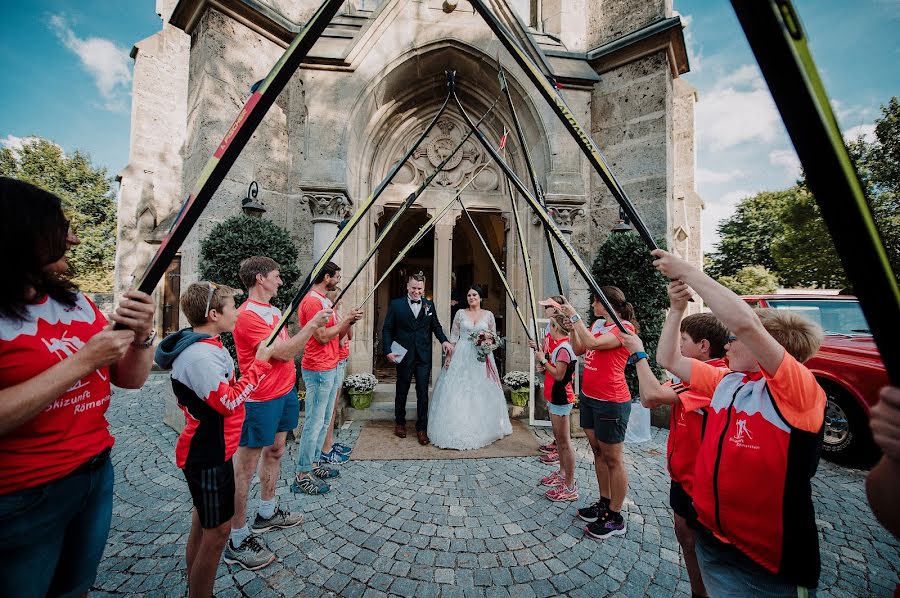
[1, 1, 897, 251]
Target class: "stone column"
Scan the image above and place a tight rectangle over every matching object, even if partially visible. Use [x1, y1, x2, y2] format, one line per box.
[431, 207, 458, 381]
[537, 202, 584, 300]
[302, 188, 352, 261]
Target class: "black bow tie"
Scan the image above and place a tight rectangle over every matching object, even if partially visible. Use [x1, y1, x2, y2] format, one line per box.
[410, 299, 421, 304]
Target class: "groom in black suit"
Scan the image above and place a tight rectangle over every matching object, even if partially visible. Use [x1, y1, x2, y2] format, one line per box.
[383, 272, 454, 445]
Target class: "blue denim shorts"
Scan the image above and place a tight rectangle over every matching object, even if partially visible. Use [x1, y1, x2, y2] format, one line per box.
[240, 388, 299, 448]
[695, 527, 817, 597]
[547, 402, 575, 417]
[0, 452, 114, 597]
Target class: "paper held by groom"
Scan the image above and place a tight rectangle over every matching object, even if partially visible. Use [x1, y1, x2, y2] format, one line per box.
[390, 342, 408, 364]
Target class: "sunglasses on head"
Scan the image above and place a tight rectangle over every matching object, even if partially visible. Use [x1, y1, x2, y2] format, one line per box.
[204, 282, 219, 321]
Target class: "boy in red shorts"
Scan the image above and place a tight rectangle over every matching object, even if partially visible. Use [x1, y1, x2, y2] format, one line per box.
[622, 305, 729, 598]
[651, 249, 825, 597]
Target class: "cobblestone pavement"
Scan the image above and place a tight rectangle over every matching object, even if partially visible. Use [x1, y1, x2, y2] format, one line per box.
[93, 374, 899, 597]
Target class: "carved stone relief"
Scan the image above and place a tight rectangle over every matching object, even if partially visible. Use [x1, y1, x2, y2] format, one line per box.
[530, 203, 585, 233]
[390, 119, 502, 192]
[302, 189, 353, 224]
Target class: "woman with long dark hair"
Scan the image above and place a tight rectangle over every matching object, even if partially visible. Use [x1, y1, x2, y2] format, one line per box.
[0, 177, 156, 596]
[428, 284, 512, 449]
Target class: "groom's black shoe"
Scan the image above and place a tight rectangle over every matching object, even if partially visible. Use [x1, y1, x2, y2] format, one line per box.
[417, 431, 430, 446]
[394, 424, 407, 439]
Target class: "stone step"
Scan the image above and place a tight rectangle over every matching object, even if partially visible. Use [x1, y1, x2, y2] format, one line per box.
[344, 382, 427, 421]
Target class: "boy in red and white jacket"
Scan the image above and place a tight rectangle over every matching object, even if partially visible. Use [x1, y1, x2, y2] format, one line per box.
[650, 250, 825, 597]
[622, 302, 730, 598]
[155, 282, 328, 596]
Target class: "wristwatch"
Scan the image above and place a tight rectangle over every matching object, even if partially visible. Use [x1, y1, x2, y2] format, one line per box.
[628, 351, 648, 365]
[133, 328, 157, 348]
[568, 314, 581, 325]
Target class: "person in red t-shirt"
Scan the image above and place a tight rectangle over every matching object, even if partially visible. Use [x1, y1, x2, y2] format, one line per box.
[227, 256, 333, 569]
[653, 249, 826, 597]
[622, 307, 730, 598]
[319, 287, 353, 465]
[292, 262, 362, 496]
[554, 287, 637, 540]
[530, 312, 578, 502]
[0, 178, 156, 597]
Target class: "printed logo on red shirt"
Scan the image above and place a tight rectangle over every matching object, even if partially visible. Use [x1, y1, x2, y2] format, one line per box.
[730, 418, 760, 450]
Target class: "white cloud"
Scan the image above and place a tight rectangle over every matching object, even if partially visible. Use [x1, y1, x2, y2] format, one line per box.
[695, 64, 782, 151]
[48, 14, 131, 112]
[702, 189, 756, 251]
[843, 123, 876, 143]
[1, 135, 29, 154]
[768, 148, 801, 177]
[696, 167, 743, 185]
[0, 135, 58, 159]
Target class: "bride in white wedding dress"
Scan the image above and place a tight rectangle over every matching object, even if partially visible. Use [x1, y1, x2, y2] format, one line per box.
[428, 285, 513, 450]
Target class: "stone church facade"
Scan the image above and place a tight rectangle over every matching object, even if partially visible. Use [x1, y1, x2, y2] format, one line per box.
[115, 0, 703, 378]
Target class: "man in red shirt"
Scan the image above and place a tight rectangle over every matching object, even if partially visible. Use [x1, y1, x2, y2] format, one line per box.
[226, 257, 332, 569]
[291, 262, 361, 495]
[622, 307, 729, 598]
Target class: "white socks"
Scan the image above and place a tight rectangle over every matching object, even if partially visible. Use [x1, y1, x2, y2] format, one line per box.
[258, 497, 276, 520]
[230, 525, 250, 547]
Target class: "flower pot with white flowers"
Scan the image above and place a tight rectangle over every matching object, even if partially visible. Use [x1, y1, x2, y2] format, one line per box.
[503, 371, 531, 407]
[344, 373, 377, 409]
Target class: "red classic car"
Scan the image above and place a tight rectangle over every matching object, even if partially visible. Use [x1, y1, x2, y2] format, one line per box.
[742, 295, 887, 463]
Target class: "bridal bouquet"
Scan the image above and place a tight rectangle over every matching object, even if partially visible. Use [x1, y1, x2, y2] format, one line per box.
[469, 329, 505, 362]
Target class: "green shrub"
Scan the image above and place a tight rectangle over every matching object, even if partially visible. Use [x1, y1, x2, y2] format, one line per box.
[199, 215, 301, 367]
[589, 232, 669, 398]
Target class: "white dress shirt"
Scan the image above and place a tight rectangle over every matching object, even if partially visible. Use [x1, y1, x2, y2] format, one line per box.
[408, 295, 422, 318]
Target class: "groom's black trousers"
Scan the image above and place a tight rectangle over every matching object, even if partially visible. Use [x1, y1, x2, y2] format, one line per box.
[395, 356, 430, 432]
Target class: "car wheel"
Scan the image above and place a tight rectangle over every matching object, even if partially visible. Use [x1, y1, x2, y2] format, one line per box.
[819, 382, 877, 466]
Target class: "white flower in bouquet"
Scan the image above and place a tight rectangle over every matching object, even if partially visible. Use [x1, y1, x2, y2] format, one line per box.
[344, 373, 377, 393]
[502, 371, 531, 390]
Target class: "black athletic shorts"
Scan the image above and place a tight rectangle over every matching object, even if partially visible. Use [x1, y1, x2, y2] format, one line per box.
[669, 480, 699, 527]
[183, 459, 235, 529]
[579, 393, 631, 444]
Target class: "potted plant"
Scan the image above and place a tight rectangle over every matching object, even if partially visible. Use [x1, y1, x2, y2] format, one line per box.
[344, 373, 377, 409]
[503, 371, 531, 407]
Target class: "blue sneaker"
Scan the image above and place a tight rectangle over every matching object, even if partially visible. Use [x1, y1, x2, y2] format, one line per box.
[291, 474, 330, 495]
[320, 448, 349, 464]
[332, 442, 352, 455]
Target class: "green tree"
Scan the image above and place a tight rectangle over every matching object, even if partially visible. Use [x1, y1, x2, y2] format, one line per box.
[199, 214, 301, 367]
[590, 232, 669, 397]
[705, 96, 900, 288]
[0, 137, 116, 291]
[846, 97, 900, 275]
[718, 265, 779, 295]
[770, 189, 849, 288]
[705, 189, 794, 279]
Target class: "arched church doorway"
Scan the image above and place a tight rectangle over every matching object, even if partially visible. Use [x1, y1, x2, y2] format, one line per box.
[451, 210, 508, 377]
